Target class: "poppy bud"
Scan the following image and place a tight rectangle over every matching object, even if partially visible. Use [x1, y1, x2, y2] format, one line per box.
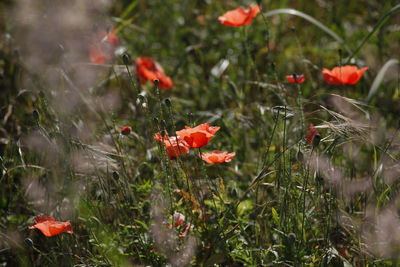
[153, 117, 159, 125]
[153, 79, 159, 87]
[121, 126, 131, 135]
[164, 98, 171, 107]
[122, 53, 130, 65]
[312, 133, 321, 147]
[287, 233, 296, 244]
[32, 110, 39, 122]
[25, 238, 33, 247]
[112, 171, 119, 180]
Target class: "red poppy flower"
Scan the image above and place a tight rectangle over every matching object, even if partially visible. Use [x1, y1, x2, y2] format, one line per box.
[322, 65, 369, 85]
[154, 132, 190, 159]
[29, 216, 73, 237]
[306, 124, 320, 144]
[179, 223, 193, 238]
[89, 28, 119, 64]
[173, 212, 185, 227]
[136, 57, 173, 90]
[286, 74, 305, 84]
[176, 123, 220, 148]
[121, 126, 131, 135]
[201, 150, 236, 164]
[218, 5, 260, 27]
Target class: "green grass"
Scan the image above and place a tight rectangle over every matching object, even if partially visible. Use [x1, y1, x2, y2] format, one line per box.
[1, 0, 400, 266]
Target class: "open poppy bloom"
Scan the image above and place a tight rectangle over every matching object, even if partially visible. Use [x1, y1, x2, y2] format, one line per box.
[89, 28, 119, 64]
[201, 150, 236, 164]
[286, 74, 305, 84]
[176, 123, 220, 148]
[154, 132, 190, 159]
[136, 57, 173, 90]
[173, 212, 185, 227]
[179, 223, 193, 238]
[306, 124, 321, 145]
[322, 65, 369, 85]
[218, 5, 260, 27]
[29, 216, 73, 237]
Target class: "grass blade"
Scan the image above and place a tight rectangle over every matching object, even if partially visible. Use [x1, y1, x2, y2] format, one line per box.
[367, 59, 399, 103]
[346, 4, 400, 63]
[262, 8, 352, 55]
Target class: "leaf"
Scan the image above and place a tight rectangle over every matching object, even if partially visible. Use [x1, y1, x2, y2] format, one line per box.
[271, 207, 280, 224]
[237, 199, 254, 216]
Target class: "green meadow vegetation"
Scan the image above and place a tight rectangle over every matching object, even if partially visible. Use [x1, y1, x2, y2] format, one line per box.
[0, 0, 400, 266]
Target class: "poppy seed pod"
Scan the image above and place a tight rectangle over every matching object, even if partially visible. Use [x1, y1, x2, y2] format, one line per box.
[153, 79, 159, 87]
[312, 134, 321, 147]
[25, 238, 33, 247]
[32, 110, 40, 122]
[122, 53, 130, 65]
[164, 98, 171, 107]
[287, 233, 296, 244]
[153, 117, 159, 125]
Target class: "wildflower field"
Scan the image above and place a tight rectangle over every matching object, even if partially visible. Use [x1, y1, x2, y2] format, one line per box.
[1, 0, 400, 266]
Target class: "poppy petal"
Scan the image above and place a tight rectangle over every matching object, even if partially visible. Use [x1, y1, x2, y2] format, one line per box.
[29, 216, 73, 237]
[218, 5, 260, 27]
[322, 65, 368, 85]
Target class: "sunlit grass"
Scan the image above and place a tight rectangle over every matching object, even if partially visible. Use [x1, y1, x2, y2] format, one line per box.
[0, 0, 399, 266]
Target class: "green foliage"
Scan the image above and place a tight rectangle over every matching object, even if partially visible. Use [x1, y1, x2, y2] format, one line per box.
[1, 0, 400, 266]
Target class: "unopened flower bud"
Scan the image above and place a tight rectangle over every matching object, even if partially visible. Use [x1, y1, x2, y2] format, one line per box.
[153, 117, 159, 125]
[25, 238, 33, 247]
[164, 98, 171, 107]
[312, 134, 321, 147]
[287, 233, 296, 244]
[121, 126, 131, 135]
[122, 53, 130, 65]
[32, 110, 39, 122]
